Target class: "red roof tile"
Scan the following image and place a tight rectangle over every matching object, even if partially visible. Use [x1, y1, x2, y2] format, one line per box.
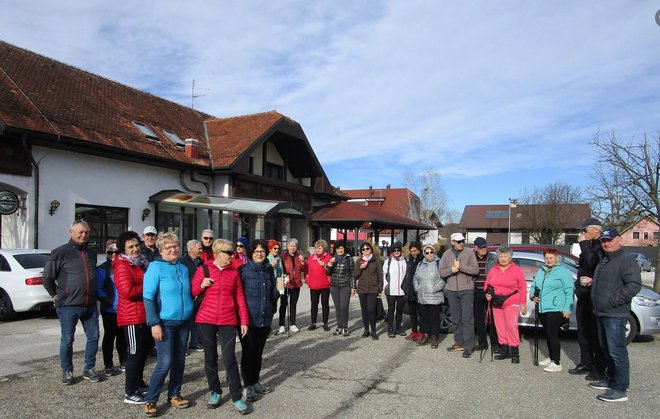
[342, 188, 420, 218]
[459, 204, 590, 229]
[312, 201, 433, 230]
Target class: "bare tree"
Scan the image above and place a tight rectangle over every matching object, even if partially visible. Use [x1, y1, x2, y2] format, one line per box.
[403, 166, 449, 224]
[589, 162, 640, 231]
[592, 130, 660, 292]
[518, 182, 585, 244]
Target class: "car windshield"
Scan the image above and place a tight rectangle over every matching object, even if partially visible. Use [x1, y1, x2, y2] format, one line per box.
[13, 253, 50, 269]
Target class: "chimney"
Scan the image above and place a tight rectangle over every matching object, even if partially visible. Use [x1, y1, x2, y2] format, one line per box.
[185, 138, 199, 159]
[386, 184, 391, 189]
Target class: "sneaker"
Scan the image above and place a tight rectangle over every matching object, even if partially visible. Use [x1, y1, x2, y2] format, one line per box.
[446, 344, 463, 352]
[235, 335, 241, 343]
[462, 350, 472, 358]
[597, 389, 628, 402]
[332, 328, 342, 336]
[61, 370, 74, 385]
[371, 332, 379, 340]
[585, 372, 604, 381]
[144, 402, 158, 417]
[538, 357, 552, 367]
[308, 323, 317, 331]
[589, 380, 610, 390]
[361, 330, 370, 338]
[322, 324, 331, 331]
[120, 364, 126, 371]
[289, 325, 300, 333]
[277, 326, 286, 334]
[105, 366, 121, 376]
[413, 332, 424, 342]
[137, 383, 149, 395]
[167, 395, 189, 409]
[544, 362, 563, 373]
[388, 330, 395, 338]
[253, 382, 273, 394]
[208, 391, 221, 409]
[83, 369, 102, 382]
[396, 329, 407, 337]
[234, 399, 253, 415]
[124, 393, 146, 405]
[242, 385, 257, 402]
[342, 329, 350, 337]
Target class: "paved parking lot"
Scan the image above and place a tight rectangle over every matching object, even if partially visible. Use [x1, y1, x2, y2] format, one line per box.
[0, 288, 658, 418]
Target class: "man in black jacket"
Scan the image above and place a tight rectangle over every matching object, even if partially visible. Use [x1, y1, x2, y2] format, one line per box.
[569, 218, 606, 380]
[588, 229, 641, 402]
[43, 220, 102, 385]
[140, 226, 158, 262]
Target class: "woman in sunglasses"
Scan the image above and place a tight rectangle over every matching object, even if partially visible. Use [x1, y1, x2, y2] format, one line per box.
[233, 236, 250, 267]
[353, 242, 383, 340]
[413, 244, 446, 348]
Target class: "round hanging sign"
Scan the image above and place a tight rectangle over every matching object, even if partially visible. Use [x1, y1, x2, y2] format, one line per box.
[0, 190, 19, 215]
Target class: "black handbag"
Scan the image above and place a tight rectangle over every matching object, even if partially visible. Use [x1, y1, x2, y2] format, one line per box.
[194, 264, 210, 310]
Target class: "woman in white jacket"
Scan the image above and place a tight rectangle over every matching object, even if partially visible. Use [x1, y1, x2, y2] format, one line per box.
[413, 245, 446, 349]
[383, 241, 407, 338]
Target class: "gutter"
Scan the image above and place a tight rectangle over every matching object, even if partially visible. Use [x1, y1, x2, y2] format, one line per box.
[21, 137, 39, 248]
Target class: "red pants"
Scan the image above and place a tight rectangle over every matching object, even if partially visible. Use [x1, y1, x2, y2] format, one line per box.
[493, 304, 520, 347]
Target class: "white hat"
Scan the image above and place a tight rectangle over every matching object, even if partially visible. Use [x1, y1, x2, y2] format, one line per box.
[450, 233, 466, 242]
[143, 226, 157, 235]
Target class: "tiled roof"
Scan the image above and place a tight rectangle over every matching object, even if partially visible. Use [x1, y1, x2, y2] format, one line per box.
[312, 201, 433, 230]
[342, 188, 420, 218]
[459, 204, 590, 229]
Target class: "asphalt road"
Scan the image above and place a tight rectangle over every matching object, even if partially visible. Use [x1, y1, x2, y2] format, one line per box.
[0, 285, 658, 419]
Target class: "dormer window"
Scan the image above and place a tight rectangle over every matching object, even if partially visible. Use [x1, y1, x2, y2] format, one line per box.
[162, 129, 185, 147]
[132, 122, 159, 141]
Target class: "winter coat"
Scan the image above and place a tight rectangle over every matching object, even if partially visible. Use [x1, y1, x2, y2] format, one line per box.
[139, 241, 158, 263]
[192, 260, 249, 326]
[96, 260, 118, 314]
[413, 258, 446, 305]
[401, 254, 423, 302]
[143, 258, 194, 326]
[383, 256, 407, 296]
[353, 256, 383, 294]
[267, 254, 284, 278]
[326, 253, 355, 288]
[484, 263, 527, 307]
[530, 264, 574, 314]
[180, 253, 203, 281]
[575, 239, 605, 300]
[439, 248, 479, 291]
[113, 256, 146, 327]
[42, 239, 97, 307]
[591, 249, 642, 318]
[304, 252, 332, 290]
[281, 251, 304, 288]
[239, 260, 279, 328]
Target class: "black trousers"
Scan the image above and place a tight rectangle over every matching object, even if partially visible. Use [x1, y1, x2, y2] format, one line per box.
[474, 288, 499, 347]
[540, 311, 564, 364]
[576, 297, 605, 373]
[309, 288, 330, 325]
[330, 286, 351, 329]
[122, 323, 150, 396]
[101, 312, 127, 369]
[386, 295, 405, 331]
[358, 293, 378, 333]
[278, 287, 301, 327]
[199, 324, 242, 402]
[419, 304, 441, 336]
[240, 326, 270, 387]
[408, 300, 420, 332]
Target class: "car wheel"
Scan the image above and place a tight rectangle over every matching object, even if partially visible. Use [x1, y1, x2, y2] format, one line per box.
[438, 302, 452, 333]
[625, 313, 638, 344]
[0, 289, 17, 321]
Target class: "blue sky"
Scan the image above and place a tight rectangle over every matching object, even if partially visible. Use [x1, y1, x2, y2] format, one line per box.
[2, 1, 660, 217]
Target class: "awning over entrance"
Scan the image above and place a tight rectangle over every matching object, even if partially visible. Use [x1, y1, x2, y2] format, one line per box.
[149, 190, 309, 218]
[311, 201, 434, 230]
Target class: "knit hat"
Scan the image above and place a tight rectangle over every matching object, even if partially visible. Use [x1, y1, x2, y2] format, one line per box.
[237, 237, 249, 248]
[334, 240, 346, 251]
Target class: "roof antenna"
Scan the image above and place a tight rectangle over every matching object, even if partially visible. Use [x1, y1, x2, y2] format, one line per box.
[191, 80, 206, 110]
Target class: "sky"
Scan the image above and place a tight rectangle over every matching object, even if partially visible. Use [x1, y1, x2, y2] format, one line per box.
[2, 1, 660, 218]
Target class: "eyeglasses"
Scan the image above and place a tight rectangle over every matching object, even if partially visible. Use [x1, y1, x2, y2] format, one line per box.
[220, 250, 234, 256]
[236, 244, 245, 248]
[163, 244, 179, 251]
[253, 250, 266, 254]
[202, 237, 213, 240]
[424, 250, 434, 255]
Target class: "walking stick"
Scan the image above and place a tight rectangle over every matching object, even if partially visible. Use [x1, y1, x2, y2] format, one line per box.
[533, 289, 540, 366]
[489, 300, 495, 362]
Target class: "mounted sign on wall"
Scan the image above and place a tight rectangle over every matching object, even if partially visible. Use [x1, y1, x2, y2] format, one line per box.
[0, 190, 19, 215]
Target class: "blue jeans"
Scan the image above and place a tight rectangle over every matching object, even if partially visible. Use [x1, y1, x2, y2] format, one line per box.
[596, 316, 630, 391]
[146, 323, 189, 402]
[56, 305, 100, 372]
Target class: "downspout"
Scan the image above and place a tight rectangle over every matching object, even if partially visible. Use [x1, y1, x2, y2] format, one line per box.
[21, 137, 39, 248]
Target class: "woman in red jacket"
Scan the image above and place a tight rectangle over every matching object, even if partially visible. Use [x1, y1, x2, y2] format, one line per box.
[305, 239, 332, 331]
[276, 238, 305, 334]
[191, 239, 250, 414]
[114, 230, 150, 405]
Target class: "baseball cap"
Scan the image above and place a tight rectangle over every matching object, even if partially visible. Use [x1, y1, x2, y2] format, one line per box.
[473, 237, 487, 248]
[600, 228, 620, 241]
[450, 233, 466, 242]
[579, 217, 602, 229]
[143, 226, 157, 235]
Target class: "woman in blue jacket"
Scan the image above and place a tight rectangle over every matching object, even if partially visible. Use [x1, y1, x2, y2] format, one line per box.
[142, 232, 194, 417]
[530, 248, 574, 373]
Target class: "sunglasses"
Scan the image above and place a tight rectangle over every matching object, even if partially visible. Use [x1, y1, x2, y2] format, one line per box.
[393, 249, 402, 253]
[107, 251, 119, 255]
[220, 250, 234, 256]
[236, 244, 245, 248]
[203, 237, 213, 240]
[424, 250, 434, 255]
[454, 240, 465, 244]
[361, 247, 372, 251]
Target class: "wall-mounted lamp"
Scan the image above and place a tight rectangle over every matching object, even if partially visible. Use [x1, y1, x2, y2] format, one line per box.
[49, 200, 60, 216]
[141, 208, 151, 222]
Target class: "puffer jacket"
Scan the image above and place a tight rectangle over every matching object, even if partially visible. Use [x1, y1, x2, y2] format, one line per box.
[114, 255, 147, 327]
[42, 239, 97, 307]
[530, 264, 574, 314]
[281, 251, 304, 288]
[96, 260, 118, 314]
[439, 247, 479, 291]
[353, 256, 383, 294]
[191, 260, 249, 326]
[143, 258, 194, 326]
[239, 260, 279, 328]
[401, 254, 423, 302]
[413, 258, 446, 305]
[383, 256, 407, 296]
[591, 249, 642, 318]
[575, 239, 605, 300]
[326, 253, 355, 288]
[305, 252, 331, 290]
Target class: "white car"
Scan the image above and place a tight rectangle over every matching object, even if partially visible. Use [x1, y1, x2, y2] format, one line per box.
[0, 249, 53, 321]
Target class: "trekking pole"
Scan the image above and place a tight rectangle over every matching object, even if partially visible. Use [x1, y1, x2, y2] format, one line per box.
[533, 289, 540, 366]
[489, 301, 495, 362]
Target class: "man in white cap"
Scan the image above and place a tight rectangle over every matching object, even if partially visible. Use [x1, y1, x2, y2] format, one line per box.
[439, 233, 479, 358]
[140, 226, 158, 262]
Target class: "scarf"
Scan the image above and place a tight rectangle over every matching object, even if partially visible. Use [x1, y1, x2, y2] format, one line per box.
[117, 253, 149, 271]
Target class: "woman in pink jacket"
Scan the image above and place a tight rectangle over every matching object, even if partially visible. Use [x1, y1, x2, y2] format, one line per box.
[484, 245, 528, 364]
[305, 239, 332, 331]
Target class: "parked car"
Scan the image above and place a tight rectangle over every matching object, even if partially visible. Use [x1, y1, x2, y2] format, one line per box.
[0, 249, 53, 321]
[487, 245, 578, 270]
[437, 251, 660, 343]
[629, 253, 653, 272]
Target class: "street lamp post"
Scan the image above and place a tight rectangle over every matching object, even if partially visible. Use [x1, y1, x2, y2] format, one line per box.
[508, 198, 518, 244]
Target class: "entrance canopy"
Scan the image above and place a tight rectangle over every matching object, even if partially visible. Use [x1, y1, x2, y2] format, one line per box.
[149, 190, 309, 218]
[312, 201, 434, 230]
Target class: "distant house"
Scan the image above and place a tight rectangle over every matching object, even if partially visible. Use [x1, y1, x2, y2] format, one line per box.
[620, 217, 659, 247]
[459, 204, 590, 245]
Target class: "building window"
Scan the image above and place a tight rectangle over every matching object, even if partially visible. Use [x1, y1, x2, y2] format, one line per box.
[643, 232, 649, 240]
[75, 204, 129, 252]
[654, 232, 659, 240]
[632, 231, 640, 239]
[265, 162, 284, 181]
[132, 122, 159, 141]
[162, 129, 185, 147]
[248, 156, 254, 174]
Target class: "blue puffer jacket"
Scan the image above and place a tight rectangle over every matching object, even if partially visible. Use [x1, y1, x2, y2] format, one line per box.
[529, 264, 574, 314]
[239, 260, 280, 328]
[143, 258, 194, 326]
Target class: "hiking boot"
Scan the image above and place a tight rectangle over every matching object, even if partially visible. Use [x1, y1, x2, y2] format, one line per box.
[597, 389, 628, 402]
[144, 402, 158, 417]
[234, 399, 253, 415]
[308, 323, 317, 331]
[322, 324, 331, 331]
[405, 331, 416, 340]
[124, 393, 146, 405]
[430, 335, 439, 349]
[495, 345, 510, 360]
[510, 346, 520, 364]
[242, 385, 257, 402]
[208, 391, 221, 409]
[342, 329, 350, 337]
[289, 325, 300, 332]
[361, 330, 370, 338]
[253, 382, 273, 394]
[371, 331, 379, 340]
[417, 334, 430, 346]
[538, 357, 552, 367]
[544, 362, 562, 373]
[83, 369, 102, 382]
[105, 366, 121, 376]
[446, 344, 463, 352]
[61, 370, 74, 385]
[167, 395, 189, 409]
[588, 380, 610, 390]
